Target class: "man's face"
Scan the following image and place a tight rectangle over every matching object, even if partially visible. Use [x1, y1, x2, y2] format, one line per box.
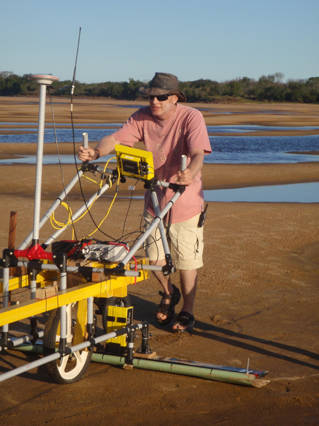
[149, 94, 178, 120]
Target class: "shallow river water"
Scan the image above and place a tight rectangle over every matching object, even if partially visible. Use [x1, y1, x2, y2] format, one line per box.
[1, 124, 318, 202]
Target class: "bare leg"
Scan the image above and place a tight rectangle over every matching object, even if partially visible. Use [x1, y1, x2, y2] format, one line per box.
[172, 269, 197, 331]
[151, 260, 175, 322]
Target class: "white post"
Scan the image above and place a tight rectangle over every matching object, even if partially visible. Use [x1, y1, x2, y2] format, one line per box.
[31, 74, 59, 245]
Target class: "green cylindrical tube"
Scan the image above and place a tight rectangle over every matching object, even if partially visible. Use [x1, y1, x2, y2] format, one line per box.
[15, 344, 44, 354]
[92, 353, 268, 388]
[14, 345, 269, 388]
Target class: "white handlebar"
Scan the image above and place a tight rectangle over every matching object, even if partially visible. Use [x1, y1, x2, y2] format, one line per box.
[82, 132, 89, 149]
[181, 154, 187, 171]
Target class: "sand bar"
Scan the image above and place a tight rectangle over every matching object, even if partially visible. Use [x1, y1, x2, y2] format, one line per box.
[1, 96, 319, 135]
[0, 98, 319, 424]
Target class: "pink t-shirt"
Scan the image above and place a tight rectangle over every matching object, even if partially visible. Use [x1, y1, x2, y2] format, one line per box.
[113, 104, 212, 223]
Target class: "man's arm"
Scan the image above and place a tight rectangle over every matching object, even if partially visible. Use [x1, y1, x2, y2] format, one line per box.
[78, 134, 118, 162]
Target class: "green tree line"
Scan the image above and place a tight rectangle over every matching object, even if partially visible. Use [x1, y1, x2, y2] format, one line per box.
[1, 71, 319, 103]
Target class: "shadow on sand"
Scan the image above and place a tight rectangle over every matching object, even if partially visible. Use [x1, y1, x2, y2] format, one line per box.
[130, 293, 319, 371]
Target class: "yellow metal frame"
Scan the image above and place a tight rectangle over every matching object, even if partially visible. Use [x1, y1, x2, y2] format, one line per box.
[106, 305, 133, 347]
[0, 269, 57, 293]
[73, 299, 89, 345]
[0, 259, 148, 327]
[0, 147, 155, 367]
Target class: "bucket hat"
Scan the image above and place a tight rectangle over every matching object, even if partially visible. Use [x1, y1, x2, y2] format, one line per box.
[140, 72, 186, 102]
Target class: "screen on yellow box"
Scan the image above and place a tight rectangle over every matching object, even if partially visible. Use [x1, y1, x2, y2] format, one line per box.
[115, 145, 154, 181]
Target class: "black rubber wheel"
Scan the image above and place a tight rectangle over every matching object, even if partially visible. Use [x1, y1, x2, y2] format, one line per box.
[43, 301, 92, 384]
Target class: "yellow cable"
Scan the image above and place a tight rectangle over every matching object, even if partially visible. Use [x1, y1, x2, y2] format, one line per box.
[50, 201, 73, 230]
[85, 162, 121, 238]
[50, 157, 117, 234]
[60, 161, 114, 225]
[82, 175, 99, 185]
[86, 191, 118, 238]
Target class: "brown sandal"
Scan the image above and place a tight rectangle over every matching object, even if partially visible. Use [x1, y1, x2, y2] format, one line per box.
[155, 284, 181, 326]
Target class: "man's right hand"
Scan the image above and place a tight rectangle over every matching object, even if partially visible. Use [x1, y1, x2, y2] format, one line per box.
[78, 146, 96, 162]
[78, 135, 117, 162]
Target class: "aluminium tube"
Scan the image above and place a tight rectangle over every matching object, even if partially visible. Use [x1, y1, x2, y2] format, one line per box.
[87, 296, 94, 336]
[119, 190, 182, 266]
[150, 191, 171, 255]
[0, 266, 10, 341]
[30, 75, 59, 244]
[17, 260, 78, 272]
[180, 154, 187, 171]
[82, 132, 89, 148]
[15, 260, 139, 277]
[150, 149, 189, 255]
[32, 83, 47, 244]
[2, 326, 139, 383]
[14, 324, 144, 355]
[0, 350, 62, 383]
[9, 330, 44, 348]
[129, 264, 163, 271]
[44, 182, 110, 246]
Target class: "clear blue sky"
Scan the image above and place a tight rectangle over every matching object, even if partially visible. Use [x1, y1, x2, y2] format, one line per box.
[2, 0, 318, 84]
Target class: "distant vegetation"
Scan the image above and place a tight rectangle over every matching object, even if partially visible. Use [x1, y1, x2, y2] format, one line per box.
[1, 71, 319, 103]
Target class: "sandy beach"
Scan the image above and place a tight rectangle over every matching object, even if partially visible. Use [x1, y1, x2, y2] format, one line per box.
[0, 98, 319, 425]
[1, 96, 319, 133]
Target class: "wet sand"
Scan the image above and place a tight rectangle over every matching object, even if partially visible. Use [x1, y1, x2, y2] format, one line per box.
[0, 98, 319, 425]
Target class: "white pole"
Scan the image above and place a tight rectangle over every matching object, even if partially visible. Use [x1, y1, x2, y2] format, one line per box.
[31, 75, 59, 245]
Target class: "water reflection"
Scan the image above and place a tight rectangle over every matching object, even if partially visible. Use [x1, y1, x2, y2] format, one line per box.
[1, 151, 318, 166]
[206, 134, 319, 164]
[1, 123, 319, 164]
[204, 182, 319, 203]
[207, 125, 319, 132]
[0, 155, 81, 165]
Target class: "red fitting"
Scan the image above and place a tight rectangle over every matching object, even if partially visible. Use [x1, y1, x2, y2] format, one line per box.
[14, 244, 53, 261]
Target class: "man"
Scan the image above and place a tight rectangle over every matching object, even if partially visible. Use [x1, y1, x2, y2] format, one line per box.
[78, 72, 211, 332]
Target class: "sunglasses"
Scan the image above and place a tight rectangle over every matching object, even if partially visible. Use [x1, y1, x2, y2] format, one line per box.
[149, 94, 170, 102]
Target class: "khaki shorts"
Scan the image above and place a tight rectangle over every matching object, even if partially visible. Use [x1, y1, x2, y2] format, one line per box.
[143, 212, 204, 270]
